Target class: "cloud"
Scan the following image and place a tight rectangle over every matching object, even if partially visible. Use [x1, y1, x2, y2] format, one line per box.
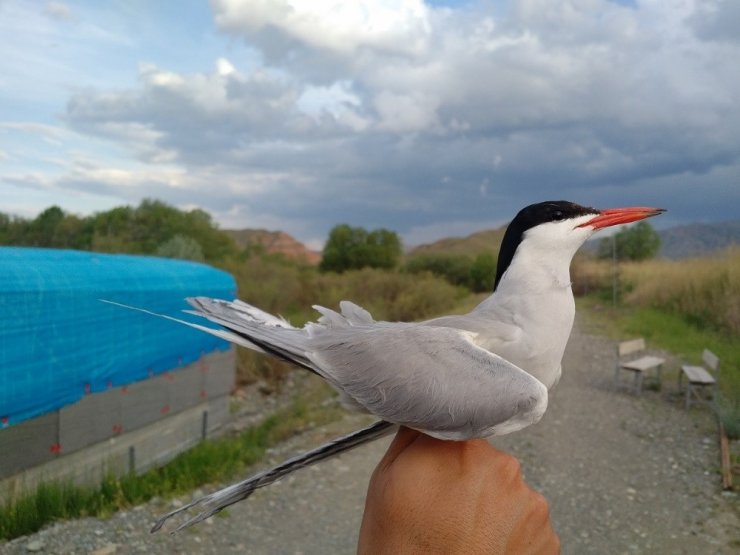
[44, 1, 74, 22]
[37, 0, 740, 244]
[690, 0, 740, 43]
[0, 122, 69, 143]
[212, 0, 432, 57]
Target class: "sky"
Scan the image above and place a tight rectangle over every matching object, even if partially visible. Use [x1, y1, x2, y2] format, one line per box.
[1, 0, 738, 249]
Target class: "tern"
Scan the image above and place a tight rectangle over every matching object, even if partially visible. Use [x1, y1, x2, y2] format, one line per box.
[110, 200, 664, 532]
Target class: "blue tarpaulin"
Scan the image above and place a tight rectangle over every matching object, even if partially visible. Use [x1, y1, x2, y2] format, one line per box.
[0, 247, 236, 427]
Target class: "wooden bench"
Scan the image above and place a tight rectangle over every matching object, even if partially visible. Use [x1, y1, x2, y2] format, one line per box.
[615, 338, 666, 395]
[680, 349, 719, 410]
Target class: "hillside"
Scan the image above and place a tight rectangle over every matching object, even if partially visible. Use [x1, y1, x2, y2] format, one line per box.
[657, 221, 740, 259]
[582, 220, 740, 259]
[225, 228, 321, 265]
[408, 227, 506, 258]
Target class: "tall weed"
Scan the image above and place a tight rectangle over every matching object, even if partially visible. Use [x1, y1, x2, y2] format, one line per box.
[621, 247, 740, 336]
[573, 247, 740, 336]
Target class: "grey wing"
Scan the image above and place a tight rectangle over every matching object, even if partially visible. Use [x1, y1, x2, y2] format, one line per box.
[307, 324, 548, 440]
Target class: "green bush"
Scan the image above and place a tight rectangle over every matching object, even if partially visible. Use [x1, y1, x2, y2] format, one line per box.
[597, 221, 661, 261]
[716, 395, 740, 440]
[320, 225, 402, 273]
[469, 252, 497, 292]
[405, 253, 474, 288]
[155, 234, 205, 262]
[405, 252, 498, 293]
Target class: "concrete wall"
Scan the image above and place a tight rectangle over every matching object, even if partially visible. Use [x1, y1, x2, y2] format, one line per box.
[0, 347, 235, 502]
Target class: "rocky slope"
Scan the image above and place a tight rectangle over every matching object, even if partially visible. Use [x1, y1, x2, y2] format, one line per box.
[225, 229, 321, 265]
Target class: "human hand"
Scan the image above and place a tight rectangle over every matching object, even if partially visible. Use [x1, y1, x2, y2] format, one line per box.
[357, 427, 559, 554]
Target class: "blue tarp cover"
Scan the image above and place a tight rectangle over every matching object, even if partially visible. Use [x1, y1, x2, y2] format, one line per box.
[0, 247, 236, 427]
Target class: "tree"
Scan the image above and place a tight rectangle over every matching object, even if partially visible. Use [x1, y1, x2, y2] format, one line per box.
[597, 221, 661, 261]
[320, 225, 402, 272]
[0, 212, 29, 245]
[155, 234, 205, 262]
[29, 206, 65, 246]
[88, 199, 238, 261]
[364, 229, 403, 270]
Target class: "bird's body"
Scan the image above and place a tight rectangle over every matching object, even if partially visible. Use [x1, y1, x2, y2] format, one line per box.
[113, 200, 664, 532]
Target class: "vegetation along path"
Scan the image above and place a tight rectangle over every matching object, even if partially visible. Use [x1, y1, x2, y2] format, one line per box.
[2, 316, 738, 554]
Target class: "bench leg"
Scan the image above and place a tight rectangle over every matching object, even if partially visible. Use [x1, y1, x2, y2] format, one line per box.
[634, 371, 644, 396]
[656, 365, 662, 391]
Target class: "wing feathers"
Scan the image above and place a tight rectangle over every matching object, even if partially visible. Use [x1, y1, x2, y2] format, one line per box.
[187, 299, 547, 438]
[307, 324, 548, 439]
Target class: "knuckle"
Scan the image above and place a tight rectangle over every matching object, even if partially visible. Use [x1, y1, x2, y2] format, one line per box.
[528, 490, 552, 520]
[499, 453, 523, 479]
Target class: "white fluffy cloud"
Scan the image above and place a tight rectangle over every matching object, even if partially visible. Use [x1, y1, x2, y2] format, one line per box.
[212, 0, 432, 56]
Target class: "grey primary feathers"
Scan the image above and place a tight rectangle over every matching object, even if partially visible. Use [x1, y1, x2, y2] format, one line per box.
[107, 201, 664, 532]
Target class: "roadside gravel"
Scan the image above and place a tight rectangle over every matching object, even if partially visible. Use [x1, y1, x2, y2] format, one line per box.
[2, 316, 738, 554]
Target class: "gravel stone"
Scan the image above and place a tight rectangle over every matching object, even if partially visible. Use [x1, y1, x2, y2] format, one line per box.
[90, 544, 119, 555]
[1, 317, 738, 554]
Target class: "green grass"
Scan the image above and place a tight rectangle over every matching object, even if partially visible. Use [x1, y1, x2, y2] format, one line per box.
[578, 295, 740, 438]
[0, 378, 343, 541]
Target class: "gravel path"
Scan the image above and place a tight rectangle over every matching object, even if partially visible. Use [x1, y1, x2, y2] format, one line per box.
[2, 316, 738, 554]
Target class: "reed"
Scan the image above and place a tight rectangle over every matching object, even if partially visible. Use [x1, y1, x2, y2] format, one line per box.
[621, 246, 740, 336]
[573, 247, 740, 336]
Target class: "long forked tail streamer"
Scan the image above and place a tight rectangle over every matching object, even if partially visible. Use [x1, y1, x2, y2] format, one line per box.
[151, 420, 397, 533]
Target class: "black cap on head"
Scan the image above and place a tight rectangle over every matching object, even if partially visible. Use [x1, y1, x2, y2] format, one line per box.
[493, 201, 598, 291]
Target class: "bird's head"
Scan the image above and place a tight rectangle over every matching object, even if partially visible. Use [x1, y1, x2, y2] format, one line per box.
[494, 201, 665, 290]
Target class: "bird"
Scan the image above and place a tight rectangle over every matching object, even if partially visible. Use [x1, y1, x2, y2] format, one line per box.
[108, 200, 664, 532]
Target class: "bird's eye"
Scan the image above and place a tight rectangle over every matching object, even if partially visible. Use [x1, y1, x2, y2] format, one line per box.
[552, 210, 564, 221]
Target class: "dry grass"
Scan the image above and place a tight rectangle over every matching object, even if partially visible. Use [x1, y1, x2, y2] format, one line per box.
[571, 254, 613, 297]
[621, 247, 740, 336]
[573, 247, 740, 336]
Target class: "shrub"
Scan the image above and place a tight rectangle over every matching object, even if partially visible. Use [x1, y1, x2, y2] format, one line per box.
[469, 252, 497, 292]
[155, 235, 205, 262]
[597, 221, 661, 261]
[405, 253, 474, 288]
[320, 225, 402, 273]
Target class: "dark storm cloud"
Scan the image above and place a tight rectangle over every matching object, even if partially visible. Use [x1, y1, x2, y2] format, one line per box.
[690, 0, 740, 43]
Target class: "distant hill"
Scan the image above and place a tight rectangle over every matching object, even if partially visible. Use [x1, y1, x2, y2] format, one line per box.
[657, 221, 740, 259]
[408, 227, 506, 258]
[583, 221, 740, 259]
[410, 220, 740, 261]
[224, 228, 321, 265]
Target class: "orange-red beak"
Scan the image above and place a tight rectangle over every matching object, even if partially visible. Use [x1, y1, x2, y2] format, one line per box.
[578, 206, 666, 230]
